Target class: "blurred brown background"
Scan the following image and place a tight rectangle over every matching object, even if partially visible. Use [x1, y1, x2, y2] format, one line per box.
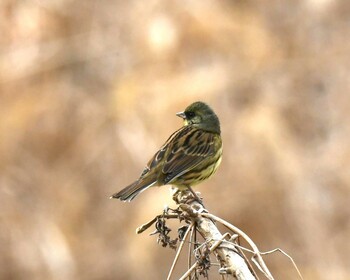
[1, 0, 349, 279]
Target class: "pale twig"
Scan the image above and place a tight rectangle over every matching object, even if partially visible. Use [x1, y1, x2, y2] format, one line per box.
[136, 214, 178, 234]
[178, 233, 231, 280]
[232, 236, 259, 280]
[218, 238, 302, 280]
[179, 262, 197, 280]
[188, 225, 195, 280]
[258, 248, 303, 280]
[201, 212, 274, 280]
[175, 194, 256, 279]
[167, 223, 194, 280]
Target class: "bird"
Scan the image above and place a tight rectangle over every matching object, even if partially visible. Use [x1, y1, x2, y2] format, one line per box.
[110, 101, 223, 202]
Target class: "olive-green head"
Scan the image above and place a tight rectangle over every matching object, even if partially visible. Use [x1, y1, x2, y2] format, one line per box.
[176, 101, 220, 134]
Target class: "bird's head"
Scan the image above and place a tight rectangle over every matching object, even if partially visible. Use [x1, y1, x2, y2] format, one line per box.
[176, 101, 220, 134]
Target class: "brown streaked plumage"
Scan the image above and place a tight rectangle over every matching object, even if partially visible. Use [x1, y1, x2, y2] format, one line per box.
[110, 101, 222, 202]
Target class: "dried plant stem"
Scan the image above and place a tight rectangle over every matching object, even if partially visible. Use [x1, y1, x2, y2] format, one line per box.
[187, 225, 195, 280]
[136, 214, 179, 234]
[174, 194, 256, 279]
[259, 248, 303, 280]
[167, 223, 194, 280]
[139, 189, 301, 279]
[201, 212, 274, 280]
[178, 233, 234, 280]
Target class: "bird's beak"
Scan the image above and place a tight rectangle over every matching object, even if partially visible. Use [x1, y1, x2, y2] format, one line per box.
[176, 111, 186, 119]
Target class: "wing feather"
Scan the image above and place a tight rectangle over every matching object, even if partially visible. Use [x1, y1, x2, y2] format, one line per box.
[162, 127, 215, 184]
[141, 126, 217, 185]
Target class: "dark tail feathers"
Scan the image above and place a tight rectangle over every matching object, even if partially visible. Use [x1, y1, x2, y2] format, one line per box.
[110, 179, 157, 202]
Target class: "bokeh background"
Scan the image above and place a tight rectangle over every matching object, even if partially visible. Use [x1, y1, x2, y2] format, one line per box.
[1, 0, 350, 279]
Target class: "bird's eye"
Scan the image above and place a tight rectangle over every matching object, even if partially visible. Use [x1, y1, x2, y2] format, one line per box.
[186, 111, 195, 118]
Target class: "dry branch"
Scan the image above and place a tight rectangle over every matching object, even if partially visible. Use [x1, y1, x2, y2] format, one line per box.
[172, 190, 257, 280]
[134, 188, 302, 279]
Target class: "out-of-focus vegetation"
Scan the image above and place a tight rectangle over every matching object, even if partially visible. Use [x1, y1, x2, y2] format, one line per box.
[1, 0, 349, 279]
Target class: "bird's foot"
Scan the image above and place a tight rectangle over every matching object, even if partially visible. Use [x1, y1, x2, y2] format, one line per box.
[186, 186, 205, 207]
[171, 187, 200, 203]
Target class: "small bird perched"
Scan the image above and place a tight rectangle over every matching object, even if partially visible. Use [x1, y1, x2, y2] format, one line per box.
[110, 101, 223, 202]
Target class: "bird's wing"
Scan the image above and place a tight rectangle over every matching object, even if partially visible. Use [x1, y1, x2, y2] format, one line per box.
[141, 129, 178, 177]
[161, 126, 216, 184]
